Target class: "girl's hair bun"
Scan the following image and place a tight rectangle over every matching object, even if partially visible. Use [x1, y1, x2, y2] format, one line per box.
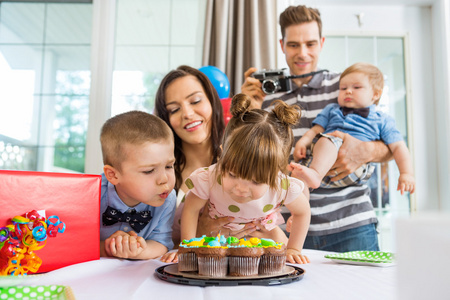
[230, 93, 252, 118]
[271, 100, 301, 127]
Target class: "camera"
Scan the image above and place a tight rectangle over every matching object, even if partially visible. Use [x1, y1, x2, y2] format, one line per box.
[252, 68, 292, 94]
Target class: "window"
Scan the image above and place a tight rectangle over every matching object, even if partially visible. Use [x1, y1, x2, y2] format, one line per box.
[0, 0, 207, 173]
[111, 0, 206, 115]
[0, 2, 92, 173]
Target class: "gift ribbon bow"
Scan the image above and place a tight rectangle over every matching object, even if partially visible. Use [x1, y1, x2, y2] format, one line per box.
[102, 206, 152, 233]
[341, 106, 370, 118]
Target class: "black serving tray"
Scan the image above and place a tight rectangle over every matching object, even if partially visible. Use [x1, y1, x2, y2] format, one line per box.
[155, 263, 305, 286]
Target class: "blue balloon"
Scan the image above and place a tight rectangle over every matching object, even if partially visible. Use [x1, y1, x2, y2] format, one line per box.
[199, 66, 230, 99]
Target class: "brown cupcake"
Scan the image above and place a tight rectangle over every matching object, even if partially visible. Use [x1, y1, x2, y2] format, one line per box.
[196, 247, 228, 277]
[177, 245, 198, 272]
[227, 246, 264, 276]
[258, 244, 287, 275]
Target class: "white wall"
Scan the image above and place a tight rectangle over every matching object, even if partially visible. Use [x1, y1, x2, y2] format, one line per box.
[277, 0, 450, 211]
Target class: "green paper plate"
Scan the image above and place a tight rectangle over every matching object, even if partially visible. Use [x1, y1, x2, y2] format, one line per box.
[0, 285, 75, 300]
[324, 251, 395, 267]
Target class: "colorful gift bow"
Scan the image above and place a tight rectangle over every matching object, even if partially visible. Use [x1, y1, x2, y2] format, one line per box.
[0, 210, 65, 276]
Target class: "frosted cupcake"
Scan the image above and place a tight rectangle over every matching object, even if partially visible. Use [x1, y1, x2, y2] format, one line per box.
[258, 238, 287, 275]
[177, 236, 206, 272]
[228, 238, 264, 276]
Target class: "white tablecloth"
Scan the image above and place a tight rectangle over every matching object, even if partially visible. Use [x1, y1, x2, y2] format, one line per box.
[1, 249, 397, 300]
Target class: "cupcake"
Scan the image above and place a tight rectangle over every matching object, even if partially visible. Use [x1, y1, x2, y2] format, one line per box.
[227, 244, 263, 276]
[258, 238, 287, 275]
[177, 236, 206, 272]
[177, 245, 198, 272]
[196, 246, 228, 277]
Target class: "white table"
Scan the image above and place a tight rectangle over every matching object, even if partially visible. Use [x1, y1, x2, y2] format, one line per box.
[1, 249, 397, 300]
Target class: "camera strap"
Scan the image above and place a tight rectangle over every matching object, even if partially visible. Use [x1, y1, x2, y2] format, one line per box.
[286, 69, 328, 79]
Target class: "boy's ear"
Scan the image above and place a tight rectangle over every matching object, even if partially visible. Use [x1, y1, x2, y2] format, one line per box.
[373, 89, 383, 102]
[103, 165, 120, 185]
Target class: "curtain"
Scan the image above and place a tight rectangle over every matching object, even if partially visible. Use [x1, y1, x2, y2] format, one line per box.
[202, 0, 278, 96]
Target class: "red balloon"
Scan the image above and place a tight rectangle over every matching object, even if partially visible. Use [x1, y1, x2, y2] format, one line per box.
[220, 98, 232, 125]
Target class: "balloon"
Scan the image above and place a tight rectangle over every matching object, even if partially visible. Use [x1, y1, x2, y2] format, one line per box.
[199, 66, 230, 99]
[220, 97, 232, 125]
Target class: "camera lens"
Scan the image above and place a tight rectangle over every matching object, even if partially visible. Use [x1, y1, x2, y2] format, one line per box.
[262, 79, 279, 94]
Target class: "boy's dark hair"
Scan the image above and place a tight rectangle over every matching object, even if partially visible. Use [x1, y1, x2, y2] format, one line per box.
[100, 110, 172, 170]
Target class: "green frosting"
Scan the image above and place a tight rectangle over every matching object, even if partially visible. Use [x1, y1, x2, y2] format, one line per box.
[261, 238, 276, 247]
[227, 236, 239, 244]
[203, 236, 215, 243]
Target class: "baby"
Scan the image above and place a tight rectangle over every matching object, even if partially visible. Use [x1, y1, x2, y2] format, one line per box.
[292, 62, 415, 195]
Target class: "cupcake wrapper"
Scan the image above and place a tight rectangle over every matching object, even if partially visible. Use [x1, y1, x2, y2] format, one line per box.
[178, 253, 198, 272]
[259, 255, 286, 275]
[198, 257, 228, 277]
[228, 257, 261, 276]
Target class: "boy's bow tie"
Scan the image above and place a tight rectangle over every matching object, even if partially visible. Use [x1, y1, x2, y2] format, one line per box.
[102, 206, 152, 233]
[341, 106, 370, 118]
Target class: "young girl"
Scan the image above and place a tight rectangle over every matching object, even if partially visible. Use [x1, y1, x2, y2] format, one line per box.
[177, 94, 310, 264]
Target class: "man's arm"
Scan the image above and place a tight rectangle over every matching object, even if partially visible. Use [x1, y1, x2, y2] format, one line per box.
[326, 131, 393, 181]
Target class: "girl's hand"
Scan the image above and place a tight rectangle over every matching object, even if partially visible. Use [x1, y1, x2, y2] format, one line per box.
[286, 248, 310, 264]
[160, 251, 178, 263]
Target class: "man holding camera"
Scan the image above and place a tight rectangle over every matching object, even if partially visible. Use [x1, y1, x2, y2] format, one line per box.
[241, 5, 392, 252]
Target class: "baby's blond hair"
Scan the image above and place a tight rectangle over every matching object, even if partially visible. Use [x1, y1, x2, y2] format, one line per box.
[341, 62, 384, 104]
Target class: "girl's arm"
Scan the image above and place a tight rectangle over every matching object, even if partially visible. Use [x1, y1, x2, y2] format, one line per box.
[284, 192, 311, 264]
[180, 192, 208, 241]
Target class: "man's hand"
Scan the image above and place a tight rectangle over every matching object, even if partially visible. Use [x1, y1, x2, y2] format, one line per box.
[326, 131, 372, 181]
[197, 201, 257, 238]
[241, 67, 265, 109]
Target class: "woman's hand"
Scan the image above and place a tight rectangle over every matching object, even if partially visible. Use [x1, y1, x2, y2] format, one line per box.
[196, 201, 257, 238]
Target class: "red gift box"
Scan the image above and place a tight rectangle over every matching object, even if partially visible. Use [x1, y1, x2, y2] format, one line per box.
[0, 170, 101, 273]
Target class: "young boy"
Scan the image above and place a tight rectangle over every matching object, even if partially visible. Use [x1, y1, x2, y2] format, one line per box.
[291, 62, 415, 195]
[100, 110, 177, 259]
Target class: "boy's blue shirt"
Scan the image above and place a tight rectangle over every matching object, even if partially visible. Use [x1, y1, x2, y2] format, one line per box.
[313, 103, 403, 145]
[100, 173, 176, 250]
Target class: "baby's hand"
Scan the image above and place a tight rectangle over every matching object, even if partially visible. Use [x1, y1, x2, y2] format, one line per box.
[397, 174, 415, 195]
[160, 251, 179, 263]
[286, 248, 309, 264]
[105, 231, 145, 259]
[293, 140, 308, 161]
